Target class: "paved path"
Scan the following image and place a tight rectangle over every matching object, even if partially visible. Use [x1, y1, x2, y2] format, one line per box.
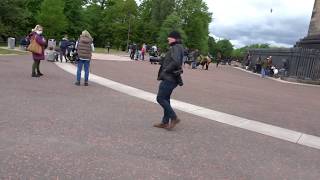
[0, 55, 320, 179]
[56, 62, 320, 150]
[90, 58, 320, 137]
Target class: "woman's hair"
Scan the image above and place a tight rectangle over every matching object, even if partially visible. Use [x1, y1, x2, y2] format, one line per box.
[32, 25, 43, 32]
[81, 30, 92, 39]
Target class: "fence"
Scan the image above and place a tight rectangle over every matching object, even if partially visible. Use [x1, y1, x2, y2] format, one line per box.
[248, 48, 320, 82]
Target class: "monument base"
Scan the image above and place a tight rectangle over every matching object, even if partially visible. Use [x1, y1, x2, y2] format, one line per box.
[295, 35, 320, 49]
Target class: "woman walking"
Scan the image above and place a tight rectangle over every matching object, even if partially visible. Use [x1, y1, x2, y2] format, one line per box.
[75, 30, 94, 86]
[28, 25, 46, 77]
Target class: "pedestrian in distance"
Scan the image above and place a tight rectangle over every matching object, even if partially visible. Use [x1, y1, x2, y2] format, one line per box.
[106, 42, 111, 54]
[27, 25, 47, 78]
[130, 44, 136, 60]
[216, 51, 222, 68]
[75, 30, 95, 86]
[192, 49, 199, 69]
[255, 56, 262, 73]
[59, 35, 70, 63]
[154, 31, 184, 130]
[261, 57, 268, 78]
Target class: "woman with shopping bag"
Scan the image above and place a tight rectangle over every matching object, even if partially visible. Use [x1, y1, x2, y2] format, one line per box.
[27, 25, 47, 77]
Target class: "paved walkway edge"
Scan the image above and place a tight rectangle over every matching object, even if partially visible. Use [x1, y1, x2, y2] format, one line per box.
[55, 62, 320, 150]
[233, 66, 320, 88]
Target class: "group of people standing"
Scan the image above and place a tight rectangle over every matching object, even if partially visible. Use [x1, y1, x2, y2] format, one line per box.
[183, 49, 216, 70]
[245, 54, 289, 78]
[27, 25, 94, 86]
[129, 43, 147, 61]
[26, 25, 183, 130]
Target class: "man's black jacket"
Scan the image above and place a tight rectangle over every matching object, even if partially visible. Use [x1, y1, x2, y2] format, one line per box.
[157, 42, 184, 85]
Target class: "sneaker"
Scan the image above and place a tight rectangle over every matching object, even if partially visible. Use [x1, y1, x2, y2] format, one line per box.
[153, 123, 168, 129]
[37, 72, 43, 76]
[31, 74, 40, 77]
[84, 82, 89, 86]
[75, 81, 80, 86]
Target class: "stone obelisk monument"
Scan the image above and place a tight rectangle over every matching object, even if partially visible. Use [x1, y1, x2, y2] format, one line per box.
[296, 0, 320, 49]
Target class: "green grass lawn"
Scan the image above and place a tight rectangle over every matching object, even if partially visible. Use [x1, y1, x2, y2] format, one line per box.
[0, 47, 28, 55]
[94, 48, 127, 55]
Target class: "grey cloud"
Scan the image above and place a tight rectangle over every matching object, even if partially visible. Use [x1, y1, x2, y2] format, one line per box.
[210, 14, 311, 47]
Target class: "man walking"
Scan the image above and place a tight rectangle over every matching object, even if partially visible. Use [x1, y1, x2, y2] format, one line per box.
[59, 35, 70, 63]
[154, 31, 184, 130]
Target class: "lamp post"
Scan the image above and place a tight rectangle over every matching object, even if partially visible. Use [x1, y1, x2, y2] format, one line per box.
[127, 12, 131, 52]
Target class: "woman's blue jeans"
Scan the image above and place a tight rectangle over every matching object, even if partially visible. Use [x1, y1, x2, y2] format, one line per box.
[157, 80, 178, 124]
[261, 68, 266, 78]
[76, 59, 90, 82]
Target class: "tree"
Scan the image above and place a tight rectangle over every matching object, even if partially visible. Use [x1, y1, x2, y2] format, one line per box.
[100, 0, 138, 49]
[134, 0, 158, 44]
[26, 0, 44, 27]
[0, 0, 31, 40]
[158, 12, 186, 50]
[208, 36, 218, 56]
[151, 0, 176, 27]
[36, 0, 68, 38]
[64, 0, 86, 39]
[216, 39, 233, 58]
[178, 0, 212, 53]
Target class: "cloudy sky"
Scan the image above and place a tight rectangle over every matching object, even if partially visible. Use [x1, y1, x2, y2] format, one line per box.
[205, 0, 315, 48]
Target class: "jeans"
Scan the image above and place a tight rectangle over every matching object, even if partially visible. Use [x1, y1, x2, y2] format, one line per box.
[157, 80, 178, 124]
[76, 59, 90, 82]
[60, 48, 67, 62]
[261, 67, 266, 78]
[192, 61, 197, 69]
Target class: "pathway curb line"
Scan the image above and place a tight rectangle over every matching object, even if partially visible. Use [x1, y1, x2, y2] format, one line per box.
[55, 62, 320, 150]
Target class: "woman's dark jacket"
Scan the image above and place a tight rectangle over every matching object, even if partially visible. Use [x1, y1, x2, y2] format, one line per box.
[157, 42, 184, 85]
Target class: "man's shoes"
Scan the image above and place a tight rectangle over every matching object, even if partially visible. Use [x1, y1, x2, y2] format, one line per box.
[84, 82, 89, 86]
[166, 118, 181, 130]
[153, 123, 169, 129]
[75, 81, 80, 86]
[31, 74, 39, 77]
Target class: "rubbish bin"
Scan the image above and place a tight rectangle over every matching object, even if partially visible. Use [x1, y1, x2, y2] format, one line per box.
[48, 39, 56, 49]
[7, 37, 15, 49]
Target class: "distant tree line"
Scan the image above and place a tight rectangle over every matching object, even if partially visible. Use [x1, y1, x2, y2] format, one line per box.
[0, 0, 211, 51]
[3, 0, 272, 59]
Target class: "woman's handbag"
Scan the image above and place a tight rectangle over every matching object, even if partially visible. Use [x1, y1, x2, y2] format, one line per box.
[27, 37, 42, 54]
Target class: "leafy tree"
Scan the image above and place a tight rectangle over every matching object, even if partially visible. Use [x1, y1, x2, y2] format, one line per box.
[0, 0, 31, 40]
[208, 36, 218, 56]
[178, 0, 212, 53]
[151, 0, 176, 27]
[216, 39, 233, 58]
[25, 0, 44, 27]
[158, 12, 186, 50]
[63, 0, 86, 39]
[2, 0, 212, 50]
[100, 0, 138, 49]
[133, 0, 158, 44]
[231, 43, 271, 59]
[36, 0, 68, 38]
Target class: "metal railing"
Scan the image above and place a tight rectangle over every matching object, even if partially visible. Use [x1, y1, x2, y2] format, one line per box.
[248, 48, 320, 82]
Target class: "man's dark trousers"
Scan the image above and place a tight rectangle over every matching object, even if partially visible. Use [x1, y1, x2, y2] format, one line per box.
[157, 80, 178, 124]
